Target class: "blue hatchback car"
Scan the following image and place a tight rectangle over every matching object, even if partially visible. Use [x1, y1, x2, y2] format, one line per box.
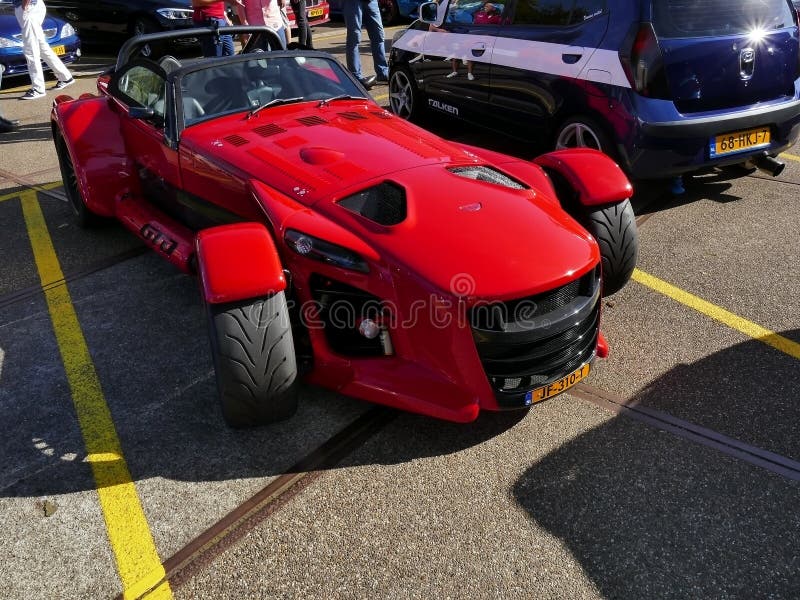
[389, 0, 800, 179]
[0, 3, 81, 78]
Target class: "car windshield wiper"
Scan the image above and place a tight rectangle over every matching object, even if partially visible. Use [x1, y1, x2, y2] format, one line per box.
[247, 97, 305, 119]
[317, 94, 367, 107]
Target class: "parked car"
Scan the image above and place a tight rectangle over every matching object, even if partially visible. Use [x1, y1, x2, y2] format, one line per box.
[46, 0, 196, 56]
[389, 0, 800, 180]
[0, 2, 80, 78]
[50, 26, 637, 426]
[329, 0, 416, 25]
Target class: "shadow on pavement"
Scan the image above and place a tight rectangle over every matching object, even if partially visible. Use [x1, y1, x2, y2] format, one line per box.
[514, 330, 800, 599]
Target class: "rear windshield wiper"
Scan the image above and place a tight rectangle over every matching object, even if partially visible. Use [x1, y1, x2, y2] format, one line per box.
[247, 97, 305, 119]
[317, 94, 367, 107]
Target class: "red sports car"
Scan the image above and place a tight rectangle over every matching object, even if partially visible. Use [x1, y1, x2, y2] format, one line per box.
[51, 27, 638, 427]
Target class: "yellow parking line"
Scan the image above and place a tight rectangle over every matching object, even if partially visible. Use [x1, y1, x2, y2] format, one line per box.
[781, 152, 800, 162]
[19, 189, 171, 600]
[0, 182, 62, 204]
[632, 268, 800, 361]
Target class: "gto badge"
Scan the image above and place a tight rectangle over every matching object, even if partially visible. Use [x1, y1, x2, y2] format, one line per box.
[739, 47, 755, 81]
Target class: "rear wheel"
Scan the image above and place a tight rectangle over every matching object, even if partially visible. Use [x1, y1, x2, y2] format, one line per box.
[555, 115, 615, 157]
[131, 16, 163, 58]
[207, 293, 299, 428]
[582, 200, 638, 296]
[54, 132, 97, 228]
[389, 67, 422, 121]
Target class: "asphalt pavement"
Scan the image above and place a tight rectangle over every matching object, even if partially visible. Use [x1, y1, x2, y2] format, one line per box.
[1, 21, 799, 600]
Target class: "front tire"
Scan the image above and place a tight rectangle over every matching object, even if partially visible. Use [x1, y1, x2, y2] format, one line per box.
[131, 16, 163, 58]
[389, 67, 422, 121]
[582, 200, 638, 296]
[54, 131, 98, 228]
[207, 293, 299, 428]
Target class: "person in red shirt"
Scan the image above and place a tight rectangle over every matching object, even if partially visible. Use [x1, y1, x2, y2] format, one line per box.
[192, 0, 234, 56]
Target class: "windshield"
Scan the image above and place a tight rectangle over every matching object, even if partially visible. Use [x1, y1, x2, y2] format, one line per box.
[178, 55, 366, 126]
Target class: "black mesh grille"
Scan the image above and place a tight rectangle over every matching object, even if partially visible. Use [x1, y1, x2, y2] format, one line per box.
[339, 111, 368, 120]
[338, 182, 407, 226]
[470, 269, 601, 404]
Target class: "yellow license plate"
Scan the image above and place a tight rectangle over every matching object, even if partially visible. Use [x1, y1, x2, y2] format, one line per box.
[528, 363, 590, 404]
[308, 7, 324, 17]
[710, 126, 770, 157]
[51, 45, 66, 56]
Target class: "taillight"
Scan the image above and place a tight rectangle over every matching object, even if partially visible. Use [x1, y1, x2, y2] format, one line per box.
[620, 23, 671, 99]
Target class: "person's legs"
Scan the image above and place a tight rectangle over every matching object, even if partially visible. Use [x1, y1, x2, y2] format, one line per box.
[291, 0, 313, 48]
[198, 17, 227, 57]
[221, 32, 235, 55]
[361, 0, 388, 80]
[36, 2, 73, 83]
[16, 2, 45, 94]
[342, 0, 363, 78]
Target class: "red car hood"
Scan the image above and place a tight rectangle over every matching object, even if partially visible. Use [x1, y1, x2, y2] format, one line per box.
[181, 101, 599, 300]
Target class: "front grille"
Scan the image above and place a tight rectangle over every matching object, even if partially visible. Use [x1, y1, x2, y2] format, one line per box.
[470, 267, 601, 407]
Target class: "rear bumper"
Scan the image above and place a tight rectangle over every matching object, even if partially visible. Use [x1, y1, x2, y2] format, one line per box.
[617, 89, 800, 179]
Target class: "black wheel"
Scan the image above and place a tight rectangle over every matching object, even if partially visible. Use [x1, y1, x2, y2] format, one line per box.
[554, 115, 615, 157]
[379, 0, 399, 25]
[582, 200, 638, 296]
[389, 67, 422, 121]
[54, 131, 97, 228]
[207, 292, 299, 428]
[131, 16, 163, 58]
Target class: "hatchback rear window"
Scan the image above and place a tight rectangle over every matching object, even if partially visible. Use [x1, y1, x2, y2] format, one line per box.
[653, 0, 796, 38]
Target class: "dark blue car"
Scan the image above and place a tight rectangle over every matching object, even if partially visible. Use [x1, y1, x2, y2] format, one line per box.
[0, 2, 80, 78]
[389, 0, 800, 179]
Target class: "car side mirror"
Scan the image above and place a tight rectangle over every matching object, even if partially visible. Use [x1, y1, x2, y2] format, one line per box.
[419, 0, 444, 26]
[128, 106, 156, 120]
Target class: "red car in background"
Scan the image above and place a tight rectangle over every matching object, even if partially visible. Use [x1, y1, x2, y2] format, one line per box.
[50, 27, 638, 427]
[285, 0, 330, 29]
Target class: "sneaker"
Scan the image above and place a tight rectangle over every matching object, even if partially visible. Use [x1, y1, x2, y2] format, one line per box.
[20, 89, 46, 100]
[467, 73, 475, 81]
[446, 71, 458, 78]
[54, 78, 75, 90]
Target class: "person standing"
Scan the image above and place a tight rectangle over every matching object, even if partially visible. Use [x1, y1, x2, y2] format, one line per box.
[343, 0, 388, 88]
[290, 0, 313, 48]
[13, 0, 74, 100]
[0, 66, 20, 132]
[192, 0, 235, 57]
[235, 0, 287, 49]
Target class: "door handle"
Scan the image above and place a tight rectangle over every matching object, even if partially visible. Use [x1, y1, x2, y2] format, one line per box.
[471, 43, 487, 57]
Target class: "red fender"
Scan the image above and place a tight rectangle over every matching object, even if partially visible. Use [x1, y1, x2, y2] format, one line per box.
[51, 95, 135, 217]
[196, 223, 286, 305]
[533, 148, 633, 206]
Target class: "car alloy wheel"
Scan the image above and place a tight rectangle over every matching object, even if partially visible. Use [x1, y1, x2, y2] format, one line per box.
[389, 69, 417, 120]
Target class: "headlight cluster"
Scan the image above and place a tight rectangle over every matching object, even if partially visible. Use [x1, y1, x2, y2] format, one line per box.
[0, 37, 22, 48]
[156, 7, 195, 19]
[284, 230, 369, 273]
[61, 23, 76, 38]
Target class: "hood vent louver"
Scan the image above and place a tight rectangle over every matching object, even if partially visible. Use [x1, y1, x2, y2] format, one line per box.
[296, 115, 328, 126]
[253, 123, 287, 137]
[338, 182, 407, 226]
[339, 111, 368, 121]
[223, 134, 249, 147]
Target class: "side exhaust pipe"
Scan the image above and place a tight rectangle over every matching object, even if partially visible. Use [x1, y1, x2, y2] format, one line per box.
[752, 152, 785, 177]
